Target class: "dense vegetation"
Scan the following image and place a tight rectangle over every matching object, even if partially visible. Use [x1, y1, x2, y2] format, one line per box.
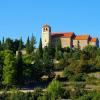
[0, 35, 100, 99]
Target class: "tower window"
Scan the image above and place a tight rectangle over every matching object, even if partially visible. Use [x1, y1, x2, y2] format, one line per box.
[45, 40, 46, 42]
[43, 28, 45, 31]
[46, 28, 48, 31]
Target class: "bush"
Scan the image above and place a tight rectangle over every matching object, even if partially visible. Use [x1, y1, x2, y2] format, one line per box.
[63, 67, 73, 80]
[47, 79, 63, 99]
[70, 73, 87, 82]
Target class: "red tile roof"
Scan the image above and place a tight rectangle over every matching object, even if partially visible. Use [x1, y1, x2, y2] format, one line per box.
[51, 32, 74, 38]
[74, 35, 90, 40]
[91, 38, 97, 42]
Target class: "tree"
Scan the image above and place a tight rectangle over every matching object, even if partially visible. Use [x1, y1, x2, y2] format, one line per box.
[0, 40, 2, 51]
[26, 36, 30, 54]
[55, 50, 63, 60]
[30, 34, 36, 53]
[55, 38, 62, 60]
[0, 52, 4, 83]
[4, 38, 14, 51]
[56, 38, 61, 51]
[2, 51, 16, 87]
[32, 51, 43, 80]
[47, 80, 62, 99]
[38, 38, 43, 58]
[15, 51, 24, 87]
[43, 48, 53, 78]
[13, 39, 20, 53]
[18, 37, 23, 50]
[48, 41, 55, 59]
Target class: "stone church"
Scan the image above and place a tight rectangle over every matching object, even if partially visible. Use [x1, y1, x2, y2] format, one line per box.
[42, 24, 99, 49]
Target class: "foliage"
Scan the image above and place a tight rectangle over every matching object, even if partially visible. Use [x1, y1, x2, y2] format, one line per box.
[15, 51, 24, 86]
[47, 79, 63, 99]
[2, 50, 16, 86]
[38, 38, 43, 58]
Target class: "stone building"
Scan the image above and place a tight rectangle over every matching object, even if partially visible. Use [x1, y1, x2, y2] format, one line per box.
[42, 25, 99, 49]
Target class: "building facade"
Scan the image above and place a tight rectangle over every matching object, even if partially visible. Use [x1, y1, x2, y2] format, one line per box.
[42, 25, 99, 49]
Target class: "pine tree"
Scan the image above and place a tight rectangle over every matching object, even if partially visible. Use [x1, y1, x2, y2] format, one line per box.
[38, 38, 43, 58]
[26, 36, 30, 54]
[30, 34, 36, 53]
[2, 51, 16, 87]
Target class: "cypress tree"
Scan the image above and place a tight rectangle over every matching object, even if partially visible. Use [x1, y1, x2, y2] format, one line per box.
[26, 36, 30, 54]
[15, 50, 23, 87]
[56, 38, 61, 51]
[30, 34, 36, 53]
[18, 37, 23, 50]
[38, 38, 43, 58]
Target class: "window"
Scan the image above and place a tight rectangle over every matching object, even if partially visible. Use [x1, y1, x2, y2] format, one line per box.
[46, 28, 48, 31]
[43, 28, 45, 31]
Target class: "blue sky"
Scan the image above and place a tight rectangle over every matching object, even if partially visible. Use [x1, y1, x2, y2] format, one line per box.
[0, 0, 100, 46]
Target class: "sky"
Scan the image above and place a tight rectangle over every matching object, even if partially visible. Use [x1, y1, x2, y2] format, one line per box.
[0, 0, 100, 46]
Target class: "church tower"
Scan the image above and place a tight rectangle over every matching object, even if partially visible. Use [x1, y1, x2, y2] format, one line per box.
[42, 24, 51, 48]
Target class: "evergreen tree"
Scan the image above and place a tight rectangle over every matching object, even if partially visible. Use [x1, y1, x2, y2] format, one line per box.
[0, 40, 2, 51]
[55, 38, 62, 60]
[43, 48, 53, 78]
[38, 38, 43, 58]
[2, 51, 16, 87]
[26, 36, 30, 54]
[2, 37, 5, 50]
[13, 39, 20, 53]
[56, 38, 61, 51]
[15, 50, 24, 87]
[30, 34, 36, 53]
[18, 37, 23, 50]
[48, 41, 54, 59]
[4, 38, 13, 51]
[2, 37, 4, 44]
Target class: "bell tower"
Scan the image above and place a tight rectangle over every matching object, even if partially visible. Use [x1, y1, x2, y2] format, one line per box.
[42, 24, 51, 48]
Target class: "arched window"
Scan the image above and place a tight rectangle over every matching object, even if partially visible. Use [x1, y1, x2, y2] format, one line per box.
[46, 28, 48, 31]
[43, 28, 45, 31]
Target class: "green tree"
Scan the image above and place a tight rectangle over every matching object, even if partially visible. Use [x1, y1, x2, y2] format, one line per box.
[43, 48, 53, 78]
[2, 51, 16, 87]
[47, 80, 62, 99]
[56, 38, 61, 51]
[30, 34, 36, 53]
[4, 38, 14, 51]
[13, 39, 20, 53]
[18, 37, 23, 50]
[15, 51, 24, 87]
[26, 36, 30, 54]
[0, 40, 2, 51]
[55, 38, 62, 60]
[1, 37, 5, 50]
[38, 38, 43, 58]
